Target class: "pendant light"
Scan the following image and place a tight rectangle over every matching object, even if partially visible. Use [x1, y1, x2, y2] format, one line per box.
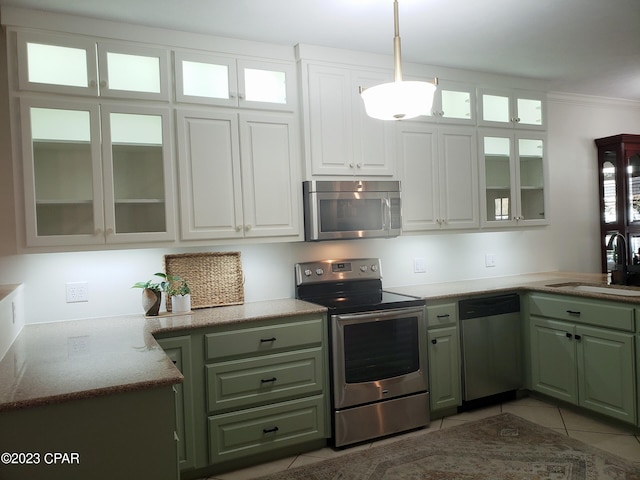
[360, 0, 438, 121]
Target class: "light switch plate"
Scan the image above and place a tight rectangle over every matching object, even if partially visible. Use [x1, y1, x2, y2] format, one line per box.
[485, 254, 496, 268]
[413, 258, 426, 273]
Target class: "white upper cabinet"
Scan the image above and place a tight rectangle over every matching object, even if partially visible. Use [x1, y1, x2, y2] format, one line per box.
[479, 129, 547, 227]
[176, 109, 300, 240]
[17, 32, 171, 100]
[304, 63, 396, 177]
[398, 123, 479, 231]
[478, 88, 545, 130]
[175, 51, 296, 111]
[20, 97, 175, 247]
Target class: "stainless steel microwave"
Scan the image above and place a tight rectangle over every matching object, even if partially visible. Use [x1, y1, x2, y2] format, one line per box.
[303, 180, 402, 241]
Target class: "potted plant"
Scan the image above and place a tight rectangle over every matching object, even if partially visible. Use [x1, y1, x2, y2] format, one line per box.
[132, 273, 169, 316]
[166, 275, 191, 313]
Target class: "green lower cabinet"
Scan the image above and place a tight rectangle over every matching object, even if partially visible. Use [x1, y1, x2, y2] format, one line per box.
[427, 326, 461, 411]
[156, 336, 196, 471]
[530, 316, 636, 424]
[208, 394, 326, 463]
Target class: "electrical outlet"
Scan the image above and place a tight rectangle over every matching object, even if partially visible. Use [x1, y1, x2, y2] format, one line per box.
[413, 258, 426, 273]
[66, 282, 89, 303]
[485, 254, 496, 268]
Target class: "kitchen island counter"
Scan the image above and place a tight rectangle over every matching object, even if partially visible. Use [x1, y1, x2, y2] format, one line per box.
[0, 298, 326, 412]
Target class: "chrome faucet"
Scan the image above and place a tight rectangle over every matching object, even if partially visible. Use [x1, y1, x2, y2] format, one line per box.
[606, 232, 628, 284]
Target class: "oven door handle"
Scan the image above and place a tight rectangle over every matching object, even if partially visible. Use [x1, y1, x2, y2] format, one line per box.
[333, 306, 425, 325]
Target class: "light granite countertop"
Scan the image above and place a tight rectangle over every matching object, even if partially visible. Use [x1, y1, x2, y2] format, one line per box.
[0, 298, 326, 412]
[3, 271, 639, 414]
[385, 271, 635, 302]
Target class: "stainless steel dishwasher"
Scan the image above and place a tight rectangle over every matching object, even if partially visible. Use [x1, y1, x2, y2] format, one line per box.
[459, 293, 521, 402]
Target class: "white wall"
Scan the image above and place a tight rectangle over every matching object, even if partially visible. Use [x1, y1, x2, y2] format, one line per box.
[0, 90, 638, 324]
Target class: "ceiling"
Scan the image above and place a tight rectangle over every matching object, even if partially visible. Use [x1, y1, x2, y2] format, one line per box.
[2, 0, 640, 100]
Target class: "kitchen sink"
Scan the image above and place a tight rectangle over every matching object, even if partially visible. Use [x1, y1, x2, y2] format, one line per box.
[546, 282, 640, 297]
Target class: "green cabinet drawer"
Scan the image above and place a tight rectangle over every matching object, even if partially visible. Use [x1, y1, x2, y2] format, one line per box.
[206, 348, 323, 413]
[208, 395, 325, 463]
[205, 316, 324, 361]
[426, 303, 456, 328]
[529, 294, 635, 331]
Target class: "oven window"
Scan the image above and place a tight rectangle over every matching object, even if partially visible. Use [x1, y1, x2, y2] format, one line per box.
[343, 316, 419, 383]
[320, 198, 383, 232]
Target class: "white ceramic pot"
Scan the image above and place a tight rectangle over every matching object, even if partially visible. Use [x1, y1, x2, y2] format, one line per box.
[171, 294, 191, 313]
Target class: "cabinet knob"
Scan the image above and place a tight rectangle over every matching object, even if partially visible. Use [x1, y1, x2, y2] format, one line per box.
[89, 79, 97, 88]
[566, 332, 573, 339]
[235, 226, 242, 232]
[356, 163, 362, 168]
[94, 228, 103, 236]
[431, 339, 437, 345]
[244, 224, 252, 231]
[349, 163, 354, 168]
[100, 80, 107, 88]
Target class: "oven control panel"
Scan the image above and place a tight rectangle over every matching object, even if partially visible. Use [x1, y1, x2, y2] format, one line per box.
[295, 258, 382, 285]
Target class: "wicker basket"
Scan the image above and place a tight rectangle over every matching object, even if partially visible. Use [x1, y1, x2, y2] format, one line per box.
[163, 252, 244, 310]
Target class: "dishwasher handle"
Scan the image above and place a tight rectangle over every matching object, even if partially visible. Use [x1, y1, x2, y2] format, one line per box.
[459, 293, 520, 320]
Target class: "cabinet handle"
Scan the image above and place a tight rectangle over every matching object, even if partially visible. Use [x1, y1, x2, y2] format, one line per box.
[260, 337, 276, 343]
[566, 310, 581, 316]
[565, 332, 573, 339]
[263, 426, 279, 434]
[431, 339, 437, 345]
[574, 334, 582, 341]
[261, 377, 277, 384]
[436, 314, 450, 319]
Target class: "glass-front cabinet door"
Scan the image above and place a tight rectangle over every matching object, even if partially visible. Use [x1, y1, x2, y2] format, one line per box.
[478, 88, 545, 130]
[17, 32, 170, 100]
[101, 105, 175, 243]
[429, 81, 476, 125]
[17, 32, 98, 96]
[480, 131, 546, 227]
[20, 98, 104, 246]
[175, 51, 295, 111]
[20, 99, 175, 246]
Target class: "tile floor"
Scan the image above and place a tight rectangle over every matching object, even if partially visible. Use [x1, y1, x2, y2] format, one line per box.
[201, 396, 640, 479]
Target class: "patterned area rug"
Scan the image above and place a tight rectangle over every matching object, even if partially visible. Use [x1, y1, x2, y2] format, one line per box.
[255, 413, 640, 480]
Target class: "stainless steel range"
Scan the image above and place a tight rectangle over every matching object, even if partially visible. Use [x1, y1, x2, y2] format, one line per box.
[295, 258, 429, 447]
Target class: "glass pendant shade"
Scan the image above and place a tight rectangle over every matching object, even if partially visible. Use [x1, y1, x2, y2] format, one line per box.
[361, 80, 436, 120]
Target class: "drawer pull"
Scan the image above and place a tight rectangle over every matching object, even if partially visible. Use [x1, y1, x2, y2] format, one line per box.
[436, 314, 450, 319]
[260, 337, 277, 343]
[566, 332, 573, 339]
[566, 310, 581, 316]
[260, 377, 277, 384]
[263, 426, 279, 434]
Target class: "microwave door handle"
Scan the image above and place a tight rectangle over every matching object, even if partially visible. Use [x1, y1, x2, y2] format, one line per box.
[383, 197, 390, 231]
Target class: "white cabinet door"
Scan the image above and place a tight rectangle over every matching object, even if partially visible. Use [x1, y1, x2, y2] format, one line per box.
[397, 123, 439, 231]
[305, 64, 395, 177]
[398, 124, 478, 231]
[176, 110, 244, 240]
[176, 110, 300, 240]
[438, 127, 479, 229]
[478, 88, 545, 130]
[239, 113, 300, 237]
[416, 79, 476, 125]
[306, 64, 353, 176]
